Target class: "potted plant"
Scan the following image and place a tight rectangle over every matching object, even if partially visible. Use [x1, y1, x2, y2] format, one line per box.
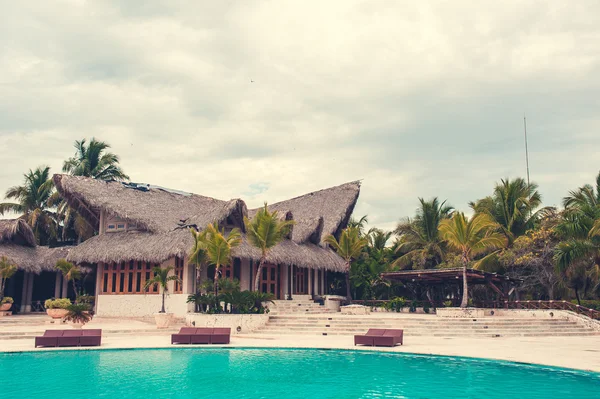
[44, 298, 72, 319]
[0, 297, 14, 312]
[144, 266, 181, 328]
[63, 304, 93, 329]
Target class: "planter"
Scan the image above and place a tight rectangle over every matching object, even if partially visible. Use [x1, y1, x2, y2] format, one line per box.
[185, 314, 269, 334]
[0, 303, 12, 312]
[324, 295, 345, 312]
[71, 321, 85, 329]
[154, 312, 174, 329]
[47, 308, 69, 319]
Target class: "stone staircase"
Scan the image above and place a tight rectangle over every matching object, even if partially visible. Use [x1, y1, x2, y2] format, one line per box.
[269, 299, 331, 314]
[256, 314, 600, 337]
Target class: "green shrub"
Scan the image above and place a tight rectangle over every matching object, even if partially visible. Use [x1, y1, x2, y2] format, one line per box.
[423, 303, 431, 314]
[75, 295, 95, 306]
[409, 300, 418, 313]
[63, 304, 93, 325]
[443, 300, 453, 308]
[384, 297, 407, 312]
[44, 298, 72, 309]
[1, 296, 13, 304]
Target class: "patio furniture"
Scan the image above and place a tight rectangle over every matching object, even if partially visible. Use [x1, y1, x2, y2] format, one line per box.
[373, 329, 403, 347]
[171, 327, 231, 345]
[354, 328, 403, 347]
[34, 329, 102, 348]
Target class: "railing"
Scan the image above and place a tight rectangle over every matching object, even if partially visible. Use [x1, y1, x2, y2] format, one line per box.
[475, 300, 600, 321]
[351, 299, 600, 321]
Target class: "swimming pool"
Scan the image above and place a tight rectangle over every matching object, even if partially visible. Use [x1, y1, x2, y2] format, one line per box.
[0, 348, 598, 398]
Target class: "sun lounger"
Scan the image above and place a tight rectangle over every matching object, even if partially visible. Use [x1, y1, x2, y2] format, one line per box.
[354, 328, 403, 347]
[34, 329, 102, 348]
[171, 327, 231, 345]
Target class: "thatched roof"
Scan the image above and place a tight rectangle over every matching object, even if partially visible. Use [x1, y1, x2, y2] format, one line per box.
[0, 244, 70, 274]
[56, 175, 360, 271]
[66, 229, 192, 265]
[0, 219, 36, 247]
[248, 181, 361, 244]
[53, 175, 245, 233]
[66, 230, 347, 272]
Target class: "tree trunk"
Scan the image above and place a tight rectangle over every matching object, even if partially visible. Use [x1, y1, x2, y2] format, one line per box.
[161, 290, 166, 313]
[72, 280, 78, 299]
[574, 288, 581, 305]
[214, 264, 220, 298]
[195, 265, 203, 293]
[460, 258, 469, 308]
[345, 262, 352, 302]
[254, 256, 266, 292]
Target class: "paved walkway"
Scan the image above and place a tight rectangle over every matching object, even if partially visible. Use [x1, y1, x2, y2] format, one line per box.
[2, 331, 599, 373]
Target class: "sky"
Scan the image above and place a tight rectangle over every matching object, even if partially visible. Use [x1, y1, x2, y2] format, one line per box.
[1, 1, 599, 232]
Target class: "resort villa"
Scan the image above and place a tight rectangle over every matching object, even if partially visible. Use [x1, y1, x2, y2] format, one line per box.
[1, 174, 361, 318]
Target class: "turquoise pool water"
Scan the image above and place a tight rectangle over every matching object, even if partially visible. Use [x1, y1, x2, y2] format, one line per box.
[0, 348, 598, 398]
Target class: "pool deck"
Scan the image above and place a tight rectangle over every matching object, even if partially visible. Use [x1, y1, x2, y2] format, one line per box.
[1, 318, 599, 373]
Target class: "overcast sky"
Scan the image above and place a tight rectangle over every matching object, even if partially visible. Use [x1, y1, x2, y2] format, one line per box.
[1, 1, 599, 231]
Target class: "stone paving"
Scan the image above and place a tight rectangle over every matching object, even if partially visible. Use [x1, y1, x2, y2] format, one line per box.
[1, 315, 599, 373]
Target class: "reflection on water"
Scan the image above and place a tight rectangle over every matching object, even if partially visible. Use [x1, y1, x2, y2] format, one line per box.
[0, 349, 598, 399]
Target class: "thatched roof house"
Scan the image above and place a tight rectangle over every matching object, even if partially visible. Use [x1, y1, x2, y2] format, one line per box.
[0, 219, 69, 273]
[54, 174, 360, 272]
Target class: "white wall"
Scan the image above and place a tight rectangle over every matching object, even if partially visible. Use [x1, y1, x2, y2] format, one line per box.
[96, 294, 192, 317]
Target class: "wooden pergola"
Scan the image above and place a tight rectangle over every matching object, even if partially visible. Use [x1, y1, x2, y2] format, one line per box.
[381, 268, 521, 300]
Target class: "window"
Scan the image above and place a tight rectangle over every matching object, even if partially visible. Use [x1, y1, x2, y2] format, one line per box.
[116, 224, 126, 231]
[101, 261, 158, 294]
[107, 224, 116, 231]
[173, 257, 184, 293]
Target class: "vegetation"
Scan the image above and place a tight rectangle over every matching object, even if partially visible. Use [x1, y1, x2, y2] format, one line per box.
[55, 259, 81, 298]
[325, 226, 368, 300]
[143, 266, 181, 313]
[187, 279, 275, 314]
[63, 303, 93, 325]
[244, 203, 294, 291]
[44, 298, 72, 309]
[0, 257, 17, 301]
[0, 167, 57, 245]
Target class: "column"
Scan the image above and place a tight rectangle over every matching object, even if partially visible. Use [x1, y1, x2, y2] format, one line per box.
[321, 270, 326, 295]
[308, 269, 313, 296]
[282, 264, 289, 299]
[20, 273, 29, 313]
[54, 272, 62, 298]
[61, 277, 68, 298]
[290, 265, 295, 298]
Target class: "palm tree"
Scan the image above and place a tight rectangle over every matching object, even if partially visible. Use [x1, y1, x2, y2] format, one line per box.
[325, 226, 368, 300]
[393, 198, 453, 269]
[62, 138, 129, 181]
[553, 171, 600, 304]
[144, 266, 181, 313]
[189, 228, 209, 292]
[0, 166, 57, 245]
[60, 138, 128, 242]
[438, 213, 505, 308]
[0, 257, 17, 300]
[244, 204, 294, 292]
[55, 259, 81, 298]
[348, 215, 369, 236]
[470, 178, 544, 245]
[199, 223, 242, 297]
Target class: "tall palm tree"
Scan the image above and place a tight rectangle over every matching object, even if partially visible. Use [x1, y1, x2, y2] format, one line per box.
[470, 178, 543, 245]
[189, 228, 209, 292]
[60, 138, 129, 242]
[438, 213, 505, 308]
[244, 204, 294, 292]
[553, 171, 600, 303]
[62, 138, 129, 181]
[144, 266, 181, 313]
[325, 226, 368, 300]
[0, 166, 57, 245]
[348, 215, 369, 236]
[199, 223, 242, 297]
[393, 197, 453, 269]
[55, 259, 81, 298]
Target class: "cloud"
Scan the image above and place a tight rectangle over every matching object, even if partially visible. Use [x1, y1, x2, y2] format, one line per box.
[1, 0, 599, 230]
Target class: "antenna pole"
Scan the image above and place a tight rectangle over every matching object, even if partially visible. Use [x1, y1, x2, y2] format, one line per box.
[524, 114, 530, 186]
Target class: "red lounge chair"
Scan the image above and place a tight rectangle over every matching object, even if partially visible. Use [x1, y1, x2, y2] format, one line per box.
[190, 328, 213, 344]
[57, 330, 82, 347]
[171, 327, 198, 345]
[211, 328, 231, 344]
[80, 329, 102, 346]
[354, 329, 386, 346]
[35, 330, 64, 348]
[373, 329, 403, 347]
